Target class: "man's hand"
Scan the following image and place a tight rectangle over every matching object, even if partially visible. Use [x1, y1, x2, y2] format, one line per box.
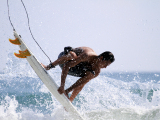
[58, 86, 65, 94]
[58, 86, 70, 99]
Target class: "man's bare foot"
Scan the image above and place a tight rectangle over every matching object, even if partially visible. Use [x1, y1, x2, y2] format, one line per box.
[41, 63, 50, 70]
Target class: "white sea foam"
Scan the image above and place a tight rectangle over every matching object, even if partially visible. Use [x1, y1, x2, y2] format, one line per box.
[0, 52, 160, 120]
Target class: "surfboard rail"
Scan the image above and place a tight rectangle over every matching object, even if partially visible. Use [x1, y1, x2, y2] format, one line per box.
[9, 31, 84, 120]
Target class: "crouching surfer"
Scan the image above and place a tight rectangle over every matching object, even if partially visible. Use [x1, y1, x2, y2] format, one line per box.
[42, 46, 115, 102]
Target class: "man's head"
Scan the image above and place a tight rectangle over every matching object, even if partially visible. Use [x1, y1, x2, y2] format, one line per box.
[97, 51, 115, 68]
[98, 51, 115, 63]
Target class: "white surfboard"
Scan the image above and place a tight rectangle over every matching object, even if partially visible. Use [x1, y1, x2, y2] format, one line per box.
[10, 31, 84, 120]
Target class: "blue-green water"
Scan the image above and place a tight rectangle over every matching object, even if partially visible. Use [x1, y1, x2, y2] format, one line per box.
[0, 53, 160, 120]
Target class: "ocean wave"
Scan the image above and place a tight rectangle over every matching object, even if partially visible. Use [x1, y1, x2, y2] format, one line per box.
[0, 52, 160, 119]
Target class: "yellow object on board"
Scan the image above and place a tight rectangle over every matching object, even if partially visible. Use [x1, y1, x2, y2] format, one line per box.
[9, 38, 21, 45]
[14, 49, 31, 58]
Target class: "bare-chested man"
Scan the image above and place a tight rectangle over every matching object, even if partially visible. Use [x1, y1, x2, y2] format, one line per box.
[42, 46, 115, 102]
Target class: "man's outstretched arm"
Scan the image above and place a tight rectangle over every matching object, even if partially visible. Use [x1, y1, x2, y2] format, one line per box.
[65, 71, 98, 102]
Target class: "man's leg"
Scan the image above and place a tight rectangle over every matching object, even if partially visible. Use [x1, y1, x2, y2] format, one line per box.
[42, 51, 77, 70]
[51, 51, 77, 66]
[68, 84, 85, 102]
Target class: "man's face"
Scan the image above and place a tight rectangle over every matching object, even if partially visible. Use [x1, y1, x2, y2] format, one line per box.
[100, 60, 111, 68]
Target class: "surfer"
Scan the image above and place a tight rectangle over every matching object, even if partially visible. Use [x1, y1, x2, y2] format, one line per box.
[42, 46, 115, 102]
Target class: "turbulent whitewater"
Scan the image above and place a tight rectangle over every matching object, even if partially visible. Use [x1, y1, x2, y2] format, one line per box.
[0, 53, 160, 120]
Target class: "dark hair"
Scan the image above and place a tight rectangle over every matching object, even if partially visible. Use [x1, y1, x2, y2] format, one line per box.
[64, 46, 73, 54]
[98, 51, 115, 63]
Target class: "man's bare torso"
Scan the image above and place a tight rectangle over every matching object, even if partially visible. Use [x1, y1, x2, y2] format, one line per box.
[73, 47, 97, 62]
